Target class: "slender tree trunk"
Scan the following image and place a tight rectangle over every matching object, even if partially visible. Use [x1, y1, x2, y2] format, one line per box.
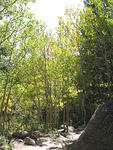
[80, 54, 86, 125]
[33, 74, 41, 124]
[56, 105, 59, 129]
[66, 93, 69, 132]
[49, 78, 53, 129]
[54, 80, 57, 128]
[82, 89, 86, 125]
[63, 105, 66, 124]
[44, 45, 49, 132]
[4, 78, 13, 116]
[105, 49, 111, 100]
[1, 75, 9, 115]
[66, 76, 70, 132]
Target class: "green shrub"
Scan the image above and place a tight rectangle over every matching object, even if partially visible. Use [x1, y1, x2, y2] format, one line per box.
[0, 136, 12, 150]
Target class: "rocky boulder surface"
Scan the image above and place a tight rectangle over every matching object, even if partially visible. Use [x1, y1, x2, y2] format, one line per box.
[68, 101, 113, 150]
[24, 137, 35, 146]
[29, 131, 40, 140]
[12, 130, 41, 146]
[12, 131, 29, 139]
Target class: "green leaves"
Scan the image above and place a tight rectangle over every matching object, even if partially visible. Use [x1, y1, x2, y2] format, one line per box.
[0, 136, 12, 150]
[0, 0, 112, 132]
[0, 15, 2, 20]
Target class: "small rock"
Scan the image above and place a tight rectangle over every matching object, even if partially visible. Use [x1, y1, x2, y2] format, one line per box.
[60, 124, 68, 133]
[24, 137, 35, 146]
[18, 139, 23, 142]
[68, 126, 75, 132]
[58, 129, 65, 133]
[60, 124, 67, 130]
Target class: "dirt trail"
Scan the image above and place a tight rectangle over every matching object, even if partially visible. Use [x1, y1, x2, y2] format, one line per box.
[13, 132, 82, 150]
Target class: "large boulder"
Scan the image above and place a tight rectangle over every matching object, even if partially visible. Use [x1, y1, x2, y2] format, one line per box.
[12, 130, 41, 140]
[12, 131, 29, 139]
[29, 131, 40, 140]
[68, 101, 113, 150]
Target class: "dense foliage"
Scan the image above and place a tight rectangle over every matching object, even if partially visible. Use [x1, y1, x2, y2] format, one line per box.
[0, 0, 112, 134]
[0, 136, 12, 150]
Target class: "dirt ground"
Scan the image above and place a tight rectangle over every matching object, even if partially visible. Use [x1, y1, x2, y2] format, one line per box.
[13, 131, 82, 150]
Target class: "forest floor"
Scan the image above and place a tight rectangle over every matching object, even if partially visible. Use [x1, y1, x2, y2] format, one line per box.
[13, 130, 82, 150]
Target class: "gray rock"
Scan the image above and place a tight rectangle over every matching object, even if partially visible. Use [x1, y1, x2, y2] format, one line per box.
[18, 139, 23, 142]
[68, 101, 113, 150]
[29, 131, 40, 140]
[60, 124, 67, 130]
[36, 139, 43, 146]
[12, 131, 29, 139]
[68, 126, 75, 132]
[24, 137, 35, 146]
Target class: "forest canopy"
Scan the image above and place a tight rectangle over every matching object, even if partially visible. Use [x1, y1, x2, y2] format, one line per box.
[0, 0, 113, 133]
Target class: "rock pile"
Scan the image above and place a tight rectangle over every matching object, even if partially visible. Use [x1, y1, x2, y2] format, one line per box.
[12, 130, 41, 146]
